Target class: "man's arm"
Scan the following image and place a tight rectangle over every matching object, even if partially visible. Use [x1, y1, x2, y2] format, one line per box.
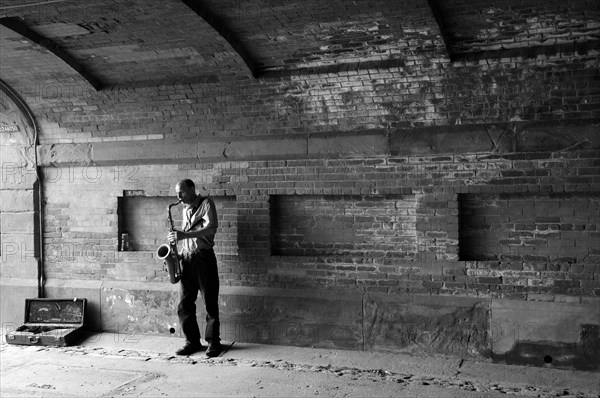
[169, 224, 216, 242]
[177, 227, 217, 239]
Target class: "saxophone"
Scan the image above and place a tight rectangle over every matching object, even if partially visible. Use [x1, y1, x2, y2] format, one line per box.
[156, 200, 182, 284]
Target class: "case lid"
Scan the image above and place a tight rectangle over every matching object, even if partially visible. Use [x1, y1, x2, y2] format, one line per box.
[24, 298, 86, 325]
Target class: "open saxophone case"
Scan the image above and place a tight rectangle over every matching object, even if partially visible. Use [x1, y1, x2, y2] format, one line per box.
[5, 298, 87, 347]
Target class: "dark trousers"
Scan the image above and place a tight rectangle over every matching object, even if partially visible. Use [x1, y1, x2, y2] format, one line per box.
[178, 249, 220, 345]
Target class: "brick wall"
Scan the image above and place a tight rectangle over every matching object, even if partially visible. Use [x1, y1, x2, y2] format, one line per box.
[433, 0, 599, 58]
[35, 151, 599, 299]
[16, 49, 597, 146]
[1, 0, 599, 368]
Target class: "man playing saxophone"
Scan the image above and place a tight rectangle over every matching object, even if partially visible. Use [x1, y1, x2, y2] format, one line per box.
[168, 179, 222, 357]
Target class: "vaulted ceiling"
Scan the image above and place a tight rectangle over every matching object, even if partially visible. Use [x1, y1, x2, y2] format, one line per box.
[1, 0, 598, 92]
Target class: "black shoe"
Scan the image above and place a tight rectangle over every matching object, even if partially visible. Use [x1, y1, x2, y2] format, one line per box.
[205, 343, 223, 358]
[175, 342, 204, 356]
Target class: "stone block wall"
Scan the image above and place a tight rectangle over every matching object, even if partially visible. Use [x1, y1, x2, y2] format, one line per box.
[0, 89, 40, 328]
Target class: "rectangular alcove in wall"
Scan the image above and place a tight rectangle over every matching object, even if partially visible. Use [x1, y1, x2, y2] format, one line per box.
[117, 194, 237, 256]
[270, 195, 418, 258]
[458, 193, 600, 262]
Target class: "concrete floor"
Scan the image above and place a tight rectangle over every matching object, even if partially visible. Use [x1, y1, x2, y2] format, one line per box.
[1, 331, 598, 397]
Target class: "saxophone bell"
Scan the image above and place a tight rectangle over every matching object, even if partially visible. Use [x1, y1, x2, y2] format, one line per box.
[157, 243, 180, 284]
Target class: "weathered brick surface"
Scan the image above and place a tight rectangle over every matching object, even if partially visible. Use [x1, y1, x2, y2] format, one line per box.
[31, 150, 600, 299]
[433, 0, 600, 59]
[18, 52, 599, 143]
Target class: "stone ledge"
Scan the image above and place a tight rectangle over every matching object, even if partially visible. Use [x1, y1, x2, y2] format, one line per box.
[37, 143, 92, 166]
[308, 131, 388, 158]
[91, 139, 198, 165]
[34, 120, 600, 167]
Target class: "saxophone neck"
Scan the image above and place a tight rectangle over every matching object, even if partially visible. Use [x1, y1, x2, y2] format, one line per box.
[167, 200, 182, 231]
[168, 199, 182, 210]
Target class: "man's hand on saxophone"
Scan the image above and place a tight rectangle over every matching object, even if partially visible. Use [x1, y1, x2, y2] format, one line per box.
[168, 230, 184, 244]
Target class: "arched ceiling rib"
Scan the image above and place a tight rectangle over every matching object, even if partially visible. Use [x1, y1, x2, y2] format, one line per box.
[0, 0, 250, 87]
[0, 17, 103, 90]
[0, 22, 96, 96]
[179, 0, 260, 78]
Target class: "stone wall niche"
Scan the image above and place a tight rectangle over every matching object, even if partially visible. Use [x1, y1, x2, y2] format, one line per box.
[117, 194, 238, 257]
[270, 194, 419, 259]
[458, 193, 600, 262]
